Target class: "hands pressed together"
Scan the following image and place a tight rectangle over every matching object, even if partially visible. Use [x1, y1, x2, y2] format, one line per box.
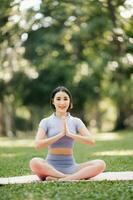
[59, 116, 95, 145]
[36, 116, 95, 149]
[60, 117, 73, 138]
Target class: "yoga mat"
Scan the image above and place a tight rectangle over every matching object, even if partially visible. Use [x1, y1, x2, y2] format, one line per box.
[89, 171, 133, 181]
[0, 172, 133, 185]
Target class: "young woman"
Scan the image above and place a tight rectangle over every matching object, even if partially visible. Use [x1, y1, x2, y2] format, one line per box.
[29, 86, 106, 181]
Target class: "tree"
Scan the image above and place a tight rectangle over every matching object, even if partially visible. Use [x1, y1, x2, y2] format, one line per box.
[22, 0, 133, 130]
[0, 0, 133, 135]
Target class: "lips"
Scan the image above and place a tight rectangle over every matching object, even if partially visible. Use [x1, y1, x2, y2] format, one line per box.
[59, 106, 66, 109]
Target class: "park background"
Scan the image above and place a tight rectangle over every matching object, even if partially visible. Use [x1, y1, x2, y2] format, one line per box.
[0, 1, 133, 199]
[0, 0, 133, 137]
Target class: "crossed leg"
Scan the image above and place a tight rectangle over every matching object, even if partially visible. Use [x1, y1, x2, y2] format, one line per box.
[30, 158, 106, 181]
[29, 157, 66, 180]
[59, 159, 106, 181]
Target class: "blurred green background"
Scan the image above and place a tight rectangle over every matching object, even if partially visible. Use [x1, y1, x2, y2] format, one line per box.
[0, 0, 133, 137]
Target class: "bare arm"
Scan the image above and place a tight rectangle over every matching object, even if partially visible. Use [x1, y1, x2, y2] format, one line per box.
[65, 120, 95, 145]
[35, 127, 65, 150]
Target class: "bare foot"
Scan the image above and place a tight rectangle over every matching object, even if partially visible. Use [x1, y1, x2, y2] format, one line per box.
[58, 177, 72, 181]
[37, 175, 46, 181]
[46, 176, 59, 181]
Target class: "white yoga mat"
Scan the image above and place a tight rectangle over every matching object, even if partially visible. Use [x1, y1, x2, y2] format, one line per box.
[0, 172, 133, 185]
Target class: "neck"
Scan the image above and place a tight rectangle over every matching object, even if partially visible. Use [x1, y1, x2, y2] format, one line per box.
[55, 111, 68, 118]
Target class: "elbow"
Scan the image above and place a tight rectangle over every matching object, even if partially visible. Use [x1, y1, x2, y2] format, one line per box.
[91, 139, 95, 145]
[35, 141, 47, 150]
[35, 142, 42, 150]
[88, 139, 95, 146]
[35, 144, 40, 150]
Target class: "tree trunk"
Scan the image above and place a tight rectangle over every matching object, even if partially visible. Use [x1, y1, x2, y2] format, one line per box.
[0, 102, 6, 136]
[4, 97, 16, 137]
[114, 109, 126, 130]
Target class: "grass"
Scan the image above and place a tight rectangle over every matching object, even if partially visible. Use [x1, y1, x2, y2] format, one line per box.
[0, 130, 133, 200]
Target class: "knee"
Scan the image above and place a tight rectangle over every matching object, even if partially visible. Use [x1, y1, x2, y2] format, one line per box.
[96, 160, 106, 171]
[29, 157, 39, 170]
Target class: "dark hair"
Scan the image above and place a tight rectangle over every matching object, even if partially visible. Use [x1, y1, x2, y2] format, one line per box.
[50, 86, 73, 111]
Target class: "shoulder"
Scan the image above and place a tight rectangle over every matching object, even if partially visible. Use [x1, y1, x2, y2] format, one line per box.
[39, 116, 51, 123]
[42, 113, 54, 121]
[70, 115, 82, 123]
[69, 115, 83, 125]
[39, 114, 53, 127]
[70, 115, 86, 130]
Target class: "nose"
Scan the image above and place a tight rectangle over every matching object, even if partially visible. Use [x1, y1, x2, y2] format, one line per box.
[59, 100, 65, 105]
[60, 101, 65, 105]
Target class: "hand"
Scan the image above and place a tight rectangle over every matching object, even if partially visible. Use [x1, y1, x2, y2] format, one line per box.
[64, 119, 73, 138]
[59, 117, 67, 137]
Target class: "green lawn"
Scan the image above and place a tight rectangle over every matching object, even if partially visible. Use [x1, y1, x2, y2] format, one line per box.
[0, 130, 133, 200]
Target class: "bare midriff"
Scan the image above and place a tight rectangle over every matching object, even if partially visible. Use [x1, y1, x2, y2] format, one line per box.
[48, 148, 73, 155]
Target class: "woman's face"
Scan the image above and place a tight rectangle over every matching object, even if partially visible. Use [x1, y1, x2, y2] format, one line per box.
[52, 91, 70, 114]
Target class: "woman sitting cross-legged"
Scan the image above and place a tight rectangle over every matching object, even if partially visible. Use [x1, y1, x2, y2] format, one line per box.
[29, 86, 106, 181]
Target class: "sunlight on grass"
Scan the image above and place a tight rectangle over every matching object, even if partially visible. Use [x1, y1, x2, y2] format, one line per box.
[0, 153, 26, 158]
[95, 132, 122, 141]
[0, 138, 34, 147]
[93, 150, 133, 156]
